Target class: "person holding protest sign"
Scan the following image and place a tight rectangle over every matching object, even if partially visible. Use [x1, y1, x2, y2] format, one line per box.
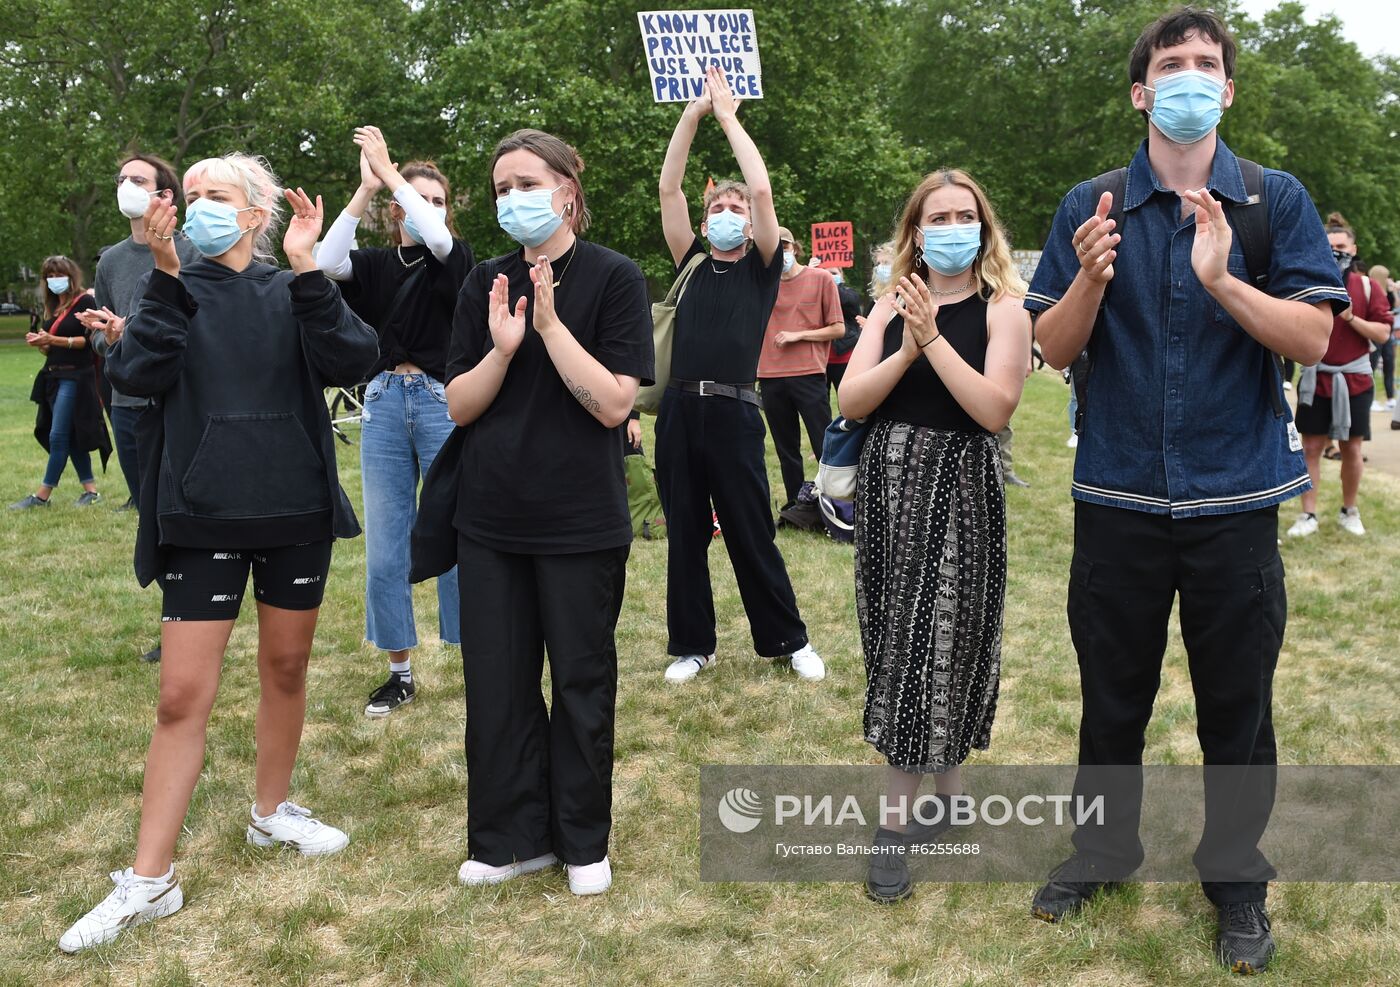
[59, 153, 379, 953]
[1024, 8, 1348, 973]
[655, 66, 824, 683]
[316, 127, 474, 717]
[442, 129, 652, 897]
[838, 168, 1031, 904]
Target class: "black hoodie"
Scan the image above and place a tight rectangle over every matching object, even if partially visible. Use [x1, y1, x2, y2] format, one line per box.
[107, 258, 379, 586]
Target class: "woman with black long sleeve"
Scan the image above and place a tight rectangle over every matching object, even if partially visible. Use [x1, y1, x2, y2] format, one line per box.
[59, 153, 379, 953]
[444, 129, 652, 897]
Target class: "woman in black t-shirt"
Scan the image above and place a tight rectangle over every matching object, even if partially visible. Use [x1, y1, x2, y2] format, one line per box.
[838, 169, 1031, 904]
[445, 129, 653, 897]
[12, 256, 109, 510]
[317, 128, 475, 718]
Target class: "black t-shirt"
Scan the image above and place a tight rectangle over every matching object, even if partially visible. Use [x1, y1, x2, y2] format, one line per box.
[446, 239, 655, 554]
[340, 240, 475, 381]
[876, 294, 989, 434]
[670, 235, 782, 384]
[43, 294, 98, 376]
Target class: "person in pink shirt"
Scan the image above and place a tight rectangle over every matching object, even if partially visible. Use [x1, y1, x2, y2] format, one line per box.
[758, 227, 844, 509]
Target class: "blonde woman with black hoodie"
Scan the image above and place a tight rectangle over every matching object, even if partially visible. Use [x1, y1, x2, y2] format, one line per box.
[60, 153, 378, 953]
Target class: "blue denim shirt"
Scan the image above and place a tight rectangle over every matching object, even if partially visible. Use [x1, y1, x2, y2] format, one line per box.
[1026, 140, 1350, 518]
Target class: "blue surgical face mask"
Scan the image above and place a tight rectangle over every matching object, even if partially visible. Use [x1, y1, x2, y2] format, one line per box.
[182, 198, 257, 257]
[404, 205, 449, 246]
[704, 209, 748, 252]
[782, 250, 795, 273]
[1145, 69, 1225, 145]
[874, 262, 892, 283]
[496, 186, 563, 248]
[830, 269, 844, 285]
[921, 223, 982, 276]
[46, 276, 70, 294]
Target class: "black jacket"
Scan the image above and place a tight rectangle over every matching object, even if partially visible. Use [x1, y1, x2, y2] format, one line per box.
[106, 260, 378, 586]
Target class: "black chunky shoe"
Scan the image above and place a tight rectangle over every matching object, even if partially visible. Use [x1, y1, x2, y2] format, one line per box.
[1216, 901, 1274, 975]
[1030, 852, 1123, 922]
[864, 827, 914, 904]
[365, 674, 416, 718]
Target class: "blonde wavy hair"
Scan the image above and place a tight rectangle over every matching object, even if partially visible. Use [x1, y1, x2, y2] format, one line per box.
[889, 169, 1025, 302]
[183, 153, 285, 263]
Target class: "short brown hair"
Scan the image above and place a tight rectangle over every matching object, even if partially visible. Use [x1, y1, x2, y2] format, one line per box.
[703, 179, 751, 213]
[1129, 6, 1237, 85]
[489, 129, 590, 234]
[400, 160, 458, 237]
[119, 151, 180, 203]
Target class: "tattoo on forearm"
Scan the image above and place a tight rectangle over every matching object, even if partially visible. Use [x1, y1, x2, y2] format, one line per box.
[564, 374, 602, 414]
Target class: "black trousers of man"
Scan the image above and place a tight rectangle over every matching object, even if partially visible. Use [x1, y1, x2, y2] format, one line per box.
[457, 536, 629, 867]
[1067, 502, 1283, 904]
[654, 387, 808, 658]
[758, 373, 832, 507]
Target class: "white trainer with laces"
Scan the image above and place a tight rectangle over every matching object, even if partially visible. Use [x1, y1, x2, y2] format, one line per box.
[785, 644, 826, 681]
[58, 866, 182, 953]
[1338, 507, 1366, 536]
[1371, 400, 1385, 413]
[458, 852, 558, 886]
[664, 653, 715, 682]
[1286, 513, 1318, 538]
[567, 856, 612, 896]
[247, 801, 349, 856]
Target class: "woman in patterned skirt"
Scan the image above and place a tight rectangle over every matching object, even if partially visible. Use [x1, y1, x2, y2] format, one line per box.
[838, 168, 1032, 903]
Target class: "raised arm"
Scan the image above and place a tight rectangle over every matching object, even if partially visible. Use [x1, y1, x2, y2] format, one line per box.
[106, 199, 190, 397]
[659, 96, 709, 266]
[1034, 191, 1117, 370]
[357, 125, 454, 262]
[445, 272, 524, 426]
[707, 66, 777, 264]
[837, 294, 907, 420]
[316, 149, 382, 281]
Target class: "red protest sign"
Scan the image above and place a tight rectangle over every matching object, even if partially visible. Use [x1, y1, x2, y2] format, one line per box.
[810, 222, 854, 268]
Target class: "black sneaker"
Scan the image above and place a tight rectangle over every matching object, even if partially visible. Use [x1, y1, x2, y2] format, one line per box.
[1216, 901, 1274, 975]
[865, 827, 913, 904]
[365, 674, 415, 718]
[140, 644, 162, 664]
[1030, 852, 1123, 922]
[74, 491, 102, 507]
[8, 494, 49, 510]
[115, 497, 137, 513]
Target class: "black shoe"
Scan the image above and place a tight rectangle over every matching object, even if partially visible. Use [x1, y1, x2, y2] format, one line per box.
[365, 674, 415, 718]
[140, 644, 161, 663]
[902, 792, 958, 843]
[115, 497, 137, 513]
[864, 827, 913, 904]
[1030, 852, 1123, 922]
[1216, 902, 1274, 975]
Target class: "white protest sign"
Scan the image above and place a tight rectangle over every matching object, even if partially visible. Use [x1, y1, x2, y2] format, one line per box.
[638, 10, 763, 103]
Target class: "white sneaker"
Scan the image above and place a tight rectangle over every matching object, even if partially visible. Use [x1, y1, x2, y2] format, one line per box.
[1286, 513, 1318, 538]
[1371, 400, 1385, 413]
[458, 852, 557, 886]
[1338, 508, 1366, 536]
[58, 866, 183, 953]
[785, 644, 826, 681]
[1387, 399, 1397, 411]
[664, 653, 714, 682]
[247, 801, 349, 856]
[567, 856, 612, 896]
[1282, 380, 1292, 391]
[1066, 433, 1079, 448]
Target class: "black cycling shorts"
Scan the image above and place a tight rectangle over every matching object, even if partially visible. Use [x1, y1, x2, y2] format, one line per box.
[159, 541, 333, 621]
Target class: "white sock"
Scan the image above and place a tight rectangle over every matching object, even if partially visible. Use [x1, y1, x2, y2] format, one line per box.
[132, 863, 175, 882]
[389, 659, 412, 683]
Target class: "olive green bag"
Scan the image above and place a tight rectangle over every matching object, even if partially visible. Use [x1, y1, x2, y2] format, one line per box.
[634, 253, 705, 415]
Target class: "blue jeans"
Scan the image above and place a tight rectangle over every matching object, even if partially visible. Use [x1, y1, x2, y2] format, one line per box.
[42, 378, 94, 488]
[361, 371, 460, 651]
[110, 405, 145, 502]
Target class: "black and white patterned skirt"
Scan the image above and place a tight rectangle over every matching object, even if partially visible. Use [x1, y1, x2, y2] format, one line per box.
[855, 419, 1007, 773]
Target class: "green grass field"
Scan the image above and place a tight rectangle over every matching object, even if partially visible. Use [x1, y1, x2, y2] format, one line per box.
[1, 313, 35, 340]
[0, 344, 1396, 986]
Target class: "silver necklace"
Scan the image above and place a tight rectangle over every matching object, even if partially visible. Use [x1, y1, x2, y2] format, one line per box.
[929, 275, 973, 297]
[396, 244, 424, 269]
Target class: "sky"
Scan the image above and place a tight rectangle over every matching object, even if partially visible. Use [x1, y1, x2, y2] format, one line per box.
[1237, 0, 1398, 59]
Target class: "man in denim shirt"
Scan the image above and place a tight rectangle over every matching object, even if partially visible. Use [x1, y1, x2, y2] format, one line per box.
[1024, 7, 1347, 975]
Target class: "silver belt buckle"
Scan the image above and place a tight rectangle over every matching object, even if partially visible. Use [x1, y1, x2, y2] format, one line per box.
[698, 380, 715, 397]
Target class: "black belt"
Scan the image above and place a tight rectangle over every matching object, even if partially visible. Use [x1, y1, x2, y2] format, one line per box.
[672, 379, 762, 407]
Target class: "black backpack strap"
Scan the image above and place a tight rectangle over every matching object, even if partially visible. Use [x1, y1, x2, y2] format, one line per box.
[1226, 157, 1284, 417]
[1067, 169, 1126, 435]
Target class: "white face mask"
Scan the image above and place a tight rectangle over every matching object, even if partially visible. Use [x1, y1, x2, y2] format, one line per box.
[117, 179, 156, 219]
[782, 250, 796, 273]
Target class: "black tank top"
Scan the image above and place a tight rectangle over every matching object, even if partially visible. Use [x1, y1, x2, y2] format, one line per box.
[875, 293, 989, 433]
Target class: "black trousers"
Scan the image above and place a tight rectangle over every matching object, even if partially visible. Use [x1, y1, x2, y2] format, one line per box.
[654, 387, 808, 658]
[457, 535, 629, 867]
[826, 360, 847, 400]
[1067, 502, 1283, 904]
[758, 373, 832, 506]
